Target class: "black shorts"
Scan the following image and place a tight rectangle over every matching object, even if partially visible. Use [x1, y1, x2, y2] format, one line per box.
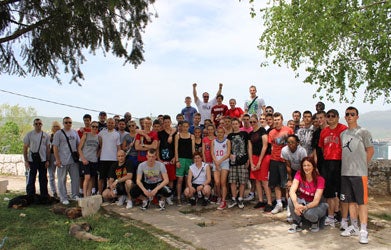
[320, 160, 341, 198]
[268, 160, 287, 189]
[130, 182, 172, 199]
[98, 161, 115, 180]
[340, 176, 368, 205]
[80, 162, 98, 177]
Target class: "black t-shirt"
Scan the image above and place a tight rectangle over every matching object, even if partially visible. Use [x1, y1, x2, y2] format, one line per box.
[109, 161, 136, 183]
[158, 130, 175, 161]
[227, 131, 249, 165]
[249, 127, 267, 155]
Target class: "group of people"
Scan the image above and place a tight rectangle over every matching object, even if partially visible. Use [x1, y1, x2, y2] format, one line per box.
[22, 83, 374, 244]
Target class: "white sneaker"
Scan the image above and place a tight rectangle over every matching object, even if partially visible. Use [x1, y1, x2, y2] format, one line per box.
[324, 216, 336, 227]
[116, 195, 126, 206]
[216, 197, 222, 205]
[341, 225, 359, 237]
[359, 230, 368, 244]
[72, 195, 80, 201]
[166, 196, 174, 206]
[271, 204, 283, 214]
[244, 192, 255, 201]
[62, 200, 70, 205]
[126, 200, 133, 209]
[340, 220, 349, 231]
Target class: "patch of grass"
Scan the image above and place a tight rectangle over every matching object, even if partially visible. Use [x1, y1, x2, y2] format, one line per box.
[370, 213, 391, 221]
[0, 193, 175, 250]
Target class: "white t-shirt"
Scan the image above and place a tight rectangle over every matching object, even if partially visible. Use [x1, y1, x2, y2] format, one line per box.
[99, 129, 120, 161]
[195, 98, 217, 124]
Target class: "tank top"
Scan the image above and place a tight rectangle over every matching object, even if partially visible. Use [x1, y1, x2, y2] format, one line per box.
[190, 162, 208, 185]
[202, 137, 213, 163]
[178, 134, 193, 159]
[82, 133, 100, 163]
[213, 138, 229, 165]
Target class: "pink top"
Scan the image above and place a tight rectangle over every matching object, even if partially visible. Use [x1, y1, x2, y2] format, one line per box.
[294, 171, 325, 202]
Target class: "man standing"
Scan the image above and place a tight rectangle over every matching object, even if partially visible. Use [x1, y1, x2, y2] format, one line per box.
[181, 96, 198, 126]
[53, 117, 80, 204]
[268, 112, 294, 214]
[296, 110, 314, 155]
[98, 118, 121, 195]
[244, 85, 266, 117]
[339, 107, 374, 244]
[193, 82, 223, 126]
[318, 109, 347, 227]
[98, 111, 107, 132]
[210, 94, 228, 127]
[292, 110, 301, 133]
[23, 118, 50, 197]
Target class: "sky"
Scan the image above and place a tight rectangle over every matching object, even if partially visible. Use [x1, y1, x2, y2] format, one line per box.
[1, 1, 390, 123]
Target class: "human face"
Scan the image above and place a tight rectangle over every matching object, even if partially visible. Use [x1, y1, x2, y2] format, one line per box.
[118, 121, 126, 131]
[193, 154, 203, 164]
[273, 116, 283, 129]
[202, 93, 210, 103]
[99, 114, 106, 123]
[124, 112, 132, 121]
[163, 119, 171, 129]
[345, 109, 359, 125]
[117, 151, 126, 164]
[207, 125, 215, 136]
[63, 118, 72, 130]
[83, 118, 91, 127]
[249, 118, 258, 128]
[266, 116, 273, 127]
[128, 122, 137, 131]
[194, 129, 202, 138]
[52, 123, 60, 133]
[229, 100, 236, 109]
[265, 108, 273, 114]
[216, 96, 223, 104]
[153, 123, 161, 132]
[146, 151, 157, 164]
[91, 122, 99, 133]
[249, 87, 257, 98]
[193, 115, 201, 125]
[303, 113, 312, 126]
[107, 118, 115, 130]
[34, 119, 43, 131]
[224, 118, 232, 128]
[185, 98, 191, 106]
[232, 120, 240, 131]
[216, 127, 225, 139]
[326, 113, 338, 126]
[287, 137, 298, 152]
[242, 116, 250, 126]
[302, 160, 314, 176]
[316, 113, 326, 127]
[182, 123, 189, 132]
[259, 115, 266, 127]
[292, 112, 301, 122]
[143, 119, 152, 130]
[287, 120, 295, 130]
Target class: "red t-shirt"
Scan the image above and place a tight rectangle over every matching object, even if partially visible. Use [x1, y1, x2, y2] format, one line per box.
[211, 104, 228, 126]
[268, 126, 294, 162]
[318, 123, 347, 160]
[78, 127, 91, 138]
[202, 136, 213, 163]
[225, 107, 244, 119]
[136, 131, 158, 162]
[295, 171, 325, 202]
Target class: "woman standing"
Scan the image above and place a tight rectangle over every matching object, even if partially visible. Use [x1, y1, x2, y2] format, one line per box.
[48, 121, 61, 197]
[78, 121, 102, 197]
[288, 157, 328, 233]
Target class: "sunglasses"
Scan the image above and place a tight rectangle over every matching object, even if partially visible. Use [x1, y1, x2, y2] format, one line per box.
[265, 110, 273, 113]
[249, 121, 257, 124]
[345, 112, 356, 117]
[64, 121, 72, 124]
[203, 96, 209, 98]
[128, 125, 136, 127]
[34, 123, 42, 125]
[326, 114, 336, 118]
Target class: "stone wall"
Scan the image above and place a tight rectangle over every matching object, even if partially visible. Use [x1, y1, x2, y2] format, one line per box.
[1, 154, 390, 195]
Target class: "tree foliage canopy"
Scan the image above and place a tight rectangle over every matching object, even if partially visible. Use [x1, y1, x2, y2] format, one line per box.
[0, 0, 156, 84]
[255, 0, 391, 103]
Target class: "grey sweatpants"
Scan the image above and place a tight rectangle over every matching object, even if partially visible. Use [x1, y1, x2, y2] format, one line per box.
[57, 162, 80, 202]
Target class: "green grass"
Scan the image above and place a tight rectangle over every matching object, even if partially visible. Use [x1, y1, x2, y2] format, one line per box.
[370, 213, 391, 222]
[0, 193, 175, 250]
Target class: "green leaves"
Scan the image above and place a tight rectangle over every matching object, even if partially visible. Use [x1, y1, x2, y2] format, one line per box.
[0, 0, 156, 84]
[258, 0, 391, 104]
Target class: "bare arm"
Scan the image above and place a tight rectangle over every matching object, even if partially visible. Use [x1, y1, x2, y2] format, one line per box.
[193, 83, 199, 103]
[366, 146, 374, 164]
[216, 83, 223, 96]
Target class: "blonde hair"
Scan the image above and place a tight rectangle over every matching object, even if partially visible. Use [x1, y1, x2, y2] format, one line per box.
[51, 121, 61, 133]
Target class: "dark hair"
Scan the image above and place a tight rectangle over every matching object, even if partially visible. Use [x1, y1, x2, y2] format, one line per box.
[303, 110, 312, 116]
[148, 148, 157, 155]
[346, 106, 359, 115]
[216, 94, 224, 100]
[292, 110, 301, 116]
[242, 114, 250, 119]
[287, 134, 300, 143]
[83, 114, 92, 120]
[193, 151, 203, 159]
[273, 112, 283, 120]
[163, 115, 171, 121]
[299, 157, 320, 186]
[153, 119, 160, 125]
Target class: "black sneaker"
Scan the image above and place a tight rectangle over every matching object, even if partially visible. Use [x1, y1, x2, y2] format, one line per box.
[238, 199, 244, 209]
[140, 199, 150, 210]
[264, 204, 273, 213]
[189, 198, 196, 206]
[254, 201, 267, 209]
[202, 198, 209, 206]
[228, 198, 237, 208]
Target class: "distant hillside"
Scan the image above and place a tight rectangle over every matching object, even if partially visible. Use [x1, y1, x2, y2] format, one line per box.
[38, 117, 84, 133]
[359, 110, 391, 140]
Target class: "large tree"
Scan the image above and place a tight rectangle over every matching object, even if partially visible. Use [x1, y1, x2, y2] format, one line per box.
[0, 0, 156, 84]
[255, 0, 390, 103]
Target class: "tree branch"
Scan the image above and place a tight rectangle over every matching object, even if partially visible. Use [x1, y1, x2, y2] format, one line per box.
[360, 0, 388, 10]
